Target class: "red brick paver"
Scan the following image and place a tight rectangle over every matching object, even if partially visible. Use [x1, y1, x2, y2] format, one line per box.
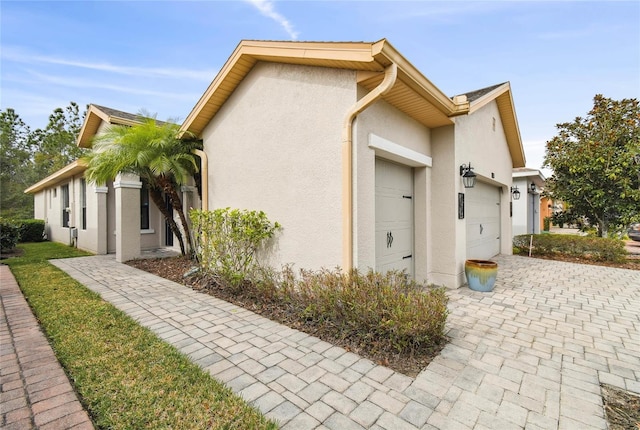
[0, 264, 94, 430]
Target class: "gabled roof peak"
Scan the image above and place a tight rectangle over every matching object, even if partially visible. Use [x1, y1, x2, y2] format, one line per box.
[459, 83, 508, 102]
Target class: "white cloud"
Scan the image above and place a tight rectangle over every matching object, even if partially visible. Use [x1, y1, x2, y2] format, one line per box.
[2, 46, 215, 81]
[245, 0, 299, 40]
[21, 70, 199, 101]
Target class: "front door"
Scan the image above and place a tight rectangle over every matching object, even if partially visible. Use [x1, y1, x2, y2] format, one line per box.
[375, 158, 414, 276]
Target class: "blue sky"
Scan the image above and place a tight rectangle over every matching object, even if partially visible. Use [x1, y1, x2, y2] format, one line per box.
[1, 1, 639, 174]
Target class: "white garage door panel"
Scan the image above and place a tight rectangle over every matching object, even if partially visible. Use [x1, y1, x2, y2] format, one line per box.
[375, 159, 414, 276]
[466, 182, 500, 260]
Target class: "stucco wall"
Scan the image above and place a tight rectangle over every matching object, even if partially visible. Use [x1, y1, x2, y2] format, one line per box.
[33, 191, 46, 221]
[512, 176, 530, 236]
[454, 100, 514, 284]
[354, 98, 432, 282]
[201, 62, 356, 271]
[430, 125, 459, 287]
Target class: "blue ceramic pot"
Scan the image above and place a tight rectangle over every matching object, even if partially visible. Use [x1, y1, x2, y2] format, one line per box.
[465, 259, 498, 292]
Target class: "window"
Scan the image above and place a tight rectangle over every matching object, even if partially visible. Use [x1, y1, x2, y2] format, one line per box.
[140, 183, 150, 230]
[61, 184, 69, 228]
[80, 179, 87, 230]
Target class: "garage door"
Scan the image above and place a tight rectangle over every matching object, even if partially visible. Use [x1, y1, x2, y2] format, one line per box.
[375, 158, 413, 276]
[466, 182, 500, 259]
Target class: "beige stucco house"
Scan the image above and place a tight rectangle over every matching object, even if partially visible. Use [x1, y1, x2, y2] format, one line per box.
[26, 39, 526, 288]
[180, 39, 526, 288]
[24, 104, 195, 261]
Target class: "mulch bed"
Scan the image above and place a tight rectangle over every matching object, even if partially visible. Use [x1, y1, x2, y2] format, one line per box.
[601, 384, 640, 430]
[0, 247, 25, 260]
[127, 256, 445, 377]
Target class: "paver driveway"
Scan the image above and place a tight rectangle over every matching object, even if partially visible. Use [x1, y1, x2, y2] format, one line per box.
[51, 254, 639, 429]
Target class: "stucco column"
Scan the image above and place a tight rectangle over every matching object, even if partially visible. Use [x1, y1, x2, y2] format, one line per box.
[114, 173, 141, 262]
[95, 185, 108, 255]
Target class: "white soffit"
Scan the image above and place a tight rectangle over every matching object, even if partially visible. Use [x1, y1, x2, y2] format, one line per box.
[368, 134, 432, 167]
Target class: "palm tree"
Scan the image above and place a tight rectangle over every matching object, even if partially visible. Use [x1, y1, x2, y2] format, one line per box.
[83, 115, 201, 257]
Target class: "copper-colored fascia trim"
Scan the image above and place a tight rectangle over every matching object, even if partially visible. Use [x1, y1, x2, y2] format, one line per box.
[374, 40, 469, 117]
[179, 40, 383, 137]
[180, 38, 471, 138]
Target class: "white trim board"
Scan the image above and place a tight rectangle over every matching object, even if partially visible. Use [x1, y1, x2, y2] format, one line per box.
[368, 134, 432, 167]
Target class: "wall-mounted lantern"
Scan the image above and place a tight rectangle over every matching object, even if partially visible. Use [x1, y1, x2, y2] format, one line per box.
[530, 183, 536, 193]
[459, 163, 477, 188]
[511, 186, 521, 200]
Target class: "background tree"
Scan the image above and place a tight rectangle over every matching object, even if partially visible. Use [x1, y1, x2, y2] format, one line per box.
[543, 95, 640, 237]
[31, 102, 86, 178]
[84, 115, 201, 257]
[0, 103, 87, 218]
[0, 109, 34, 218]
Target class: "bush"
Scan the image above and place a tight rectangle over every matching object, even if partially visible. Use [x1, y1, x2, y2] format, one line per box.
[513, 234, 627, 262]
[17, 219, 45, 242]
[0, 218, 21, 251]
[254, 266, 448, 356]
[190, 208, 280, 288]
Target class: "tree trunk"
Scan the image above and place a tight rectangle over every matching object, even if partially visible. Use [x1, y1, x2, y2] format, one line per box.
[598, 219, 608, 238]
[148, 185, 186, 255]
[157, 176, 194, 258]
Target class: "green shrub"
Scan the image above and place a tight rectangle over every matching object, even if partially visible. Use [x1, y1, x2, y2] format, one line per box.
[255, 266, 448, 356]
[17, 219, 45, 242]
[0, 218, 21, 251]
[513, 234, 627, 262]
[543, 216, 551, 232]
[190, 208, 281, 288]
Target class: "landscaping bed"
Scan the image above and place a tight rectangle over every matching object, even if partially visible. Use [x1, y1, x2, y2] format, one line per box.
[128, 256, 447, 377]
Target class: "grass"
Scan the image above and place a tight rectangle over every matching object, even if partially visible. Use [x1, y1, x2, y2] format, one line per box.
[4, 242, 276, 430]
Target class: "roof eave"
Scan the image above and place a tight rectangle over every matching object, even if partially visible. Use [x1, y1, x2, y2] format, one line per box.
[179, 39, 471, 138]
[374, 40, 469, 117]
[24, 160, 87, 194]
[77, 105, 143, 148]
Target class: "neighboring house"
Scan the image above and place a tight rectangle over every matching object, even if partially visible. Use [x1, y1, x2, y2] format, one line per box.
[24, 104, 195, 261]
[180, 39, 526, 288]
[511, 167, 546, 235]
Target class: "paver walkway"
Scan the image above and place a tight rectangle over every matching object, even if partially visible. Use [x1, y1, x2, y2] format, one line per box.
[49, 255, 639, 429]
[0, 264, 94, 430]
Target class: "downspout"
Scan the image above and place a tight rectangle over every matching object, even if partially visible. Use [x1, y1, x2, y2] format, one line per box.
[192, 149, 208, 211]
[341, 63, 398, 271]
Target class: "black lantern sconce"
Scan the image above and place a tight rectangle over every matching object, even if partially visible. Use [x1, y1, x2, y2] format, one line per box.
[530, 183, 536, 193]
[511, 186, 521, 200]
[459, 163, 477, 188]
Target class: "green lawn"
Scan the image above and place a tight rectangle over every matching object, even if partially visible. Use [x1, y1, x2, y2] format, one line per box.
[5, 242, 276, 430]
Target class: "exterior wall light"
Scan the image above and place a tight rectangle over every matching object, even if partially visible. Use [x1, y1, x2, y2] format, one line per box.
[511, 186, 521, 200]
[530, 183, 536, 193]
[460, 163, 477, 188]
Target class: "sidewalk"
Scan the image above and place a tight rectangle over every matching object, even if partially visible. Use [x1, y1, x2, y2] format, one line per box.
[0, 264, 94, 430]
[49, 254, 640, 429]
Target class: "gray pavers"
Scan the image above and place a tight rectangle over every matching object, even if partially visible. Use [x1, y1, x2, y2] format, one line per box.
[50, 254, 640, 429]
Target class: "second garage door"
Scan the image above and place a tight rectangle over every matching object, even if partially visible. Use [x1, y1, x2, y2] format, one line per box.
[466, 182, 500, 260]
